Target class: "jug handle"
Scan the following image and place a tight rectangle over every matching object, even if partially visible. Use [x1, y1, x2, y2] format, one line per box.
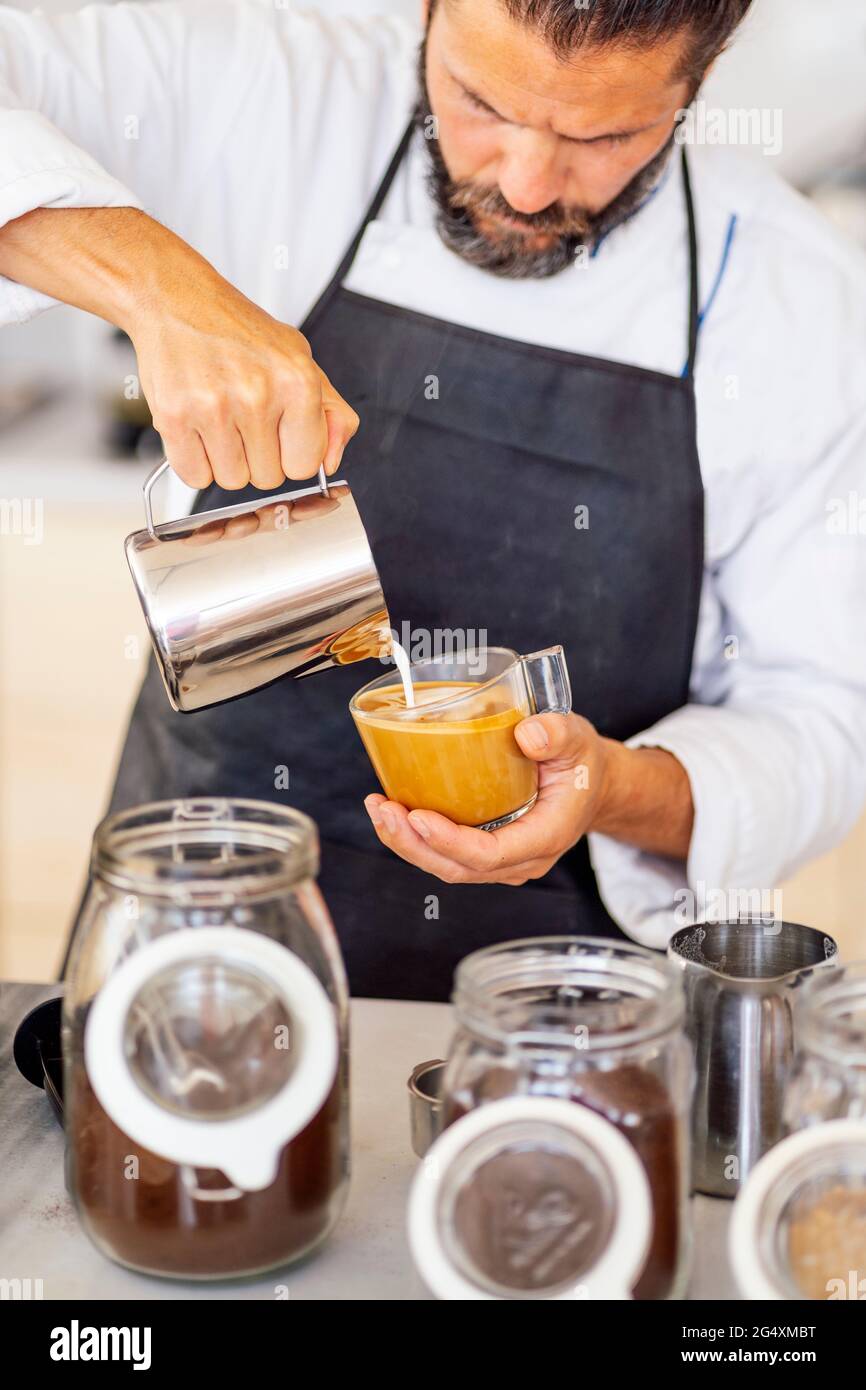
[521, 645, 572, 717]
[143, 457, 332, 542]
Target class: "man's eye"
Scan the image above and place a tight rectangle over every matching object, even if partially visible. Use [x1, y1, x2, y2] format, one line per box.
[561, 131, 633, 149]
[465, 91, 496, 116]
[585, 133, 632, 149]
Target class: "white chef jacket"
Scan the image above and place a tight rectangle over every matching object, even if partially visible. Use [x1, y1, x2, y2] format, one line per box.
[2, 1, 865, 948]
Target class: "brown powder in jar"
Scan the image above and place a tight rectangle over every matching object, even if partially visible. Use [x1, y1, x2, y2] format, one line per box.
[444, 1062, 682, 1301]
[787, 1185, 866, 1300]
[69, 1063, 344, 1279]
[572, 1065, 681, 1301]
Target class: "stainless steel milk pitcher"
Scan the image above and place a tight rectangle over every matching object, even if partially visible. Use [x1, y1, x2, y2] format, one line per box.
[126, 459, 390, 712]
[668, 917, 838, 1198]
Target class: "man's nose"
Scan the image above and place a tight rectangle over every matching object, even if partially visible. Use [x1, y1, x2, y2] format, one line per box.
[496, 129, 566, 215]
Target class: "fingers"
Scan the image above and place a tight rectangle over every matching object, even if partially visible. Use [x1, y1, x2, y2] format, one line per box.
[515, 712, 593, 767]
[286, 494, 340, 521]
[320, 370, 360, 477]
[322, 405, 348, 477]
[277, 357, 328, 482]
[365, 797, 476, 883]
[222, 511, 260, 540]
[160, 429, 213, 490]
[183, 516, 226, 548]
[245, 368, 358, 486]
[236, 380, 284, 491]
[145, 323, 359, 490]
[407, 810, 507, 874]
[153, 395, 249, 491]
[408, 801, 573, 873]
[200, 421, 249, 491]
[364, 797, 556, 886]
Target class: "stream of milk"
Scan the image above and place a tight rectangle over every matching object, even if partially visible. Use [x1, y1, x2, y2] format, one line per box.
[391, 638, 415, 708]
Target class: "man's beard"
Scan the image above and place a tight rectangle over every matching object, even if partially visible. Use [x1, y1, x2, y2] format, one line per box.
[416, 48, 678, 279]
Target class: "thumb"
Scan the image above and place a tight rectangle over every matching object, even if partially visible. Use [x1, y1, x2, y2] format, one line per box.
[515, 712, 593, 765]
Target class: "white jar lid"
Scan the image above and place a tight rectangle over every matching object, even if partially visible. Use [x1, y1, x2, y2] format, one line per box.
[85, 926, 337, 1191]
[730, 1119, 866, 1300]
[408, 1096, 652, 1300]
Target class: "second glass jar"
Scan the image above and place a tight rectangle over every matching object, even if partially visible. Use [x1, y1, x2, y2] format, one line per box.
[440, 936, 694, 1300]
[785, 960, 866, 1132]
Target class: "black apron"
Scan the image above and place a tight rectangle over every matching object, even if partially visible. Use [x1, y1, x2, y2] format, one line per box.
[105, 126, 704, 1002]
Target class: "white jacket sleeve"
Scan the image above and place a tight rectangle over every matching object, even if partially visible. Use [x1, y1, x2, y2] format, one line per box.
[0, 94, 143, 321]
[589, 406, 866, 949]
[0, 1, 249, 322]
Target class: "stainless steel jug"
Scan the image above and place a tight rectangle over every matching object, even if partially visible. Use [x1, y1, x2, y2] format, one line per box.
[126, 460, 390, 712]
[668, 918, 838, 1198]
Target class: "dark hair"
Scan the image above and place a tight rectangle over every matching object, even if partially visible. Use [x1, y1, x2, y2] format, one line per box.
[452, 1, 754, 80]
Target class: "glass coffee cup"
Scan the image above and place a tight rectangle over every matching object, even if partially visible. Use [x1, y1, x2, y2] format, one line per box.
[350, 646, 571, 830]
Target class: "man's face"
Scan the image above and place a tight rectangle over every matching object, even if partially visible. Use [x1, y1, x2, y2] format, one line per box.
[421, 0, 696, 276]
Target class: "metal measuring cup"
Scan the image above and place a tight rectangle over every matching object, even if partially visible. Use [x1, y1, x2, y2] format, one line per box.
[668, 917, 839, 1197]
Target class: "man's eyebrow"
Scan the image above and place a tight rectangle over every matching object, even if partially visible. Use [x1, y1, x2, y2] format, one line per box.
[451, 69, 658, 143]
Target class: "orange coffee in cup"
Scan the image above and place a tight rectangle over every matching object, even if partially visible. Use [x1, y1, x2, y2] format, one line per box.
[352, 681, 536, 827]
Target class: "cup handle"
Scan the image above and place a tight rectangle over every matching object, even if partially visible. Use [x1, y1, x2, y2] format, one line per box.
[143, 459, 332, 542]
[521, 645, 572, 716]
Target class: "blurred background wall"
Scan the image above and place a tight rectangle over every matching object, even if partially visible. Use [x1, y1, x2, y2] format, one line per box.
[1, 0, 865, 979]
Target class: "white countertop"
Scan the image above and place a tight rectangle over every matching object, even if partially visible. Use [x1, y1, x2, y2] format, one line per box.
[0, 982, 739, 1301]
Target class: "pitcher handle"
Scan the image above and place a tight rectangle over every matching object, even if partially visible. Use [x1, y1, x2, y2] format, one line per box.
[143, 458, 171, 541]
[521, 645, 572, 716]
[143, 458, 331, 542]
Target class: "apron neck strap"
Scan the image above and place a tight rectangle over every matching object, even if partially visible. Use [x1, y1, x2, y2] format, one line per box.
[681, 147, 700, 380]
[335, 117, 416, 281]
